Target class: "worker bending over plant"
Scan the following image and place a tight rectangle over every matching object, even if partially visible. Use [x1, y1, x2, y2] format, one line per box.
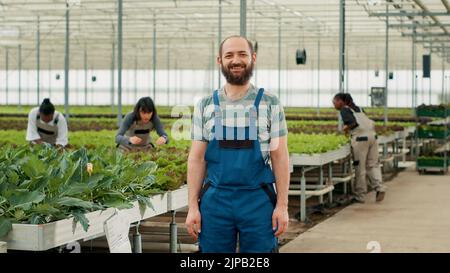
[26, 98, 68, 148]
[115, 96, 168, 152]
[333, 93, 386, 203]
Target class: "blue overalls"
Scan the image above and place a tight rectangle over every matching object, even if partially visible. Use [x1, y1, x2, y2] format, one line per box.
[198, 88, 278, 253]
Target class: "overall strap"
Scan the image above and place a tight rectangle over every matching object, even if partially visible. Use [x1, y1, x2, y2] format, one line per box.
[254, 88, 265, 112]
[213, 89, 220, 107]
[344, 105, 355, 113]
[54, 113, 59, 125]
[249, 88, 264, 140]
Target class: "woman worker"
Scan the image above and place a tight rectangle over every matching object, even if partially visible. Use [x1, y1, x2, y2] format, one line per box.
[332, 93, 386, 203]
[26, 98, 68, 147]
[115, 96, 169, 152]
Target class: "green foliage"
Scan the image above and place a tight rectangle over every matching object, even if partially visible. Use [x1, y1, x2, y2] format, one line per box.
[284, 107, 414, 117]
[286, 120, 413, 136]
[416, 104, 450, 118]
[127, 144, 189, 191]
[288, 133, 349, 155]
[0, 145, 160, 237]
[0, 105, 176, 116]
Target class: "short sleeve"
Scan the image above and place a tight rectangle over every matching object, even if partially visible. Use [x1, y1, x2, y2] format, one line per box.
[340, 108, 357, 126]
[269, 96, 288, 139]
[191, 99, 208, 142]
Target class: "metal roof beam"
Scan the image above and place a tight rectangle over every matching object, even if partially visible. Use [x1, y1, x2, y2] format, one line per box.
[369, 12, 450, 17]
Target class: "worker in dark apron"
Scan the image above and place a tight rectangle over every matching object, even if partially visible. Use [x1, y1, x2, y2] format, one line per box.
[186, 36, 290, 253]
[26, 98, 68, 147]
[115, 97, 168, 152]
[333, 93, 386, 203]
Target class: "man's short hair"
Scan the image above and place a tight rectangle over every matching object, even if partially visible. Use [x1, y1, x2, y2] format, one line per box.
[219, 35, 254, 57]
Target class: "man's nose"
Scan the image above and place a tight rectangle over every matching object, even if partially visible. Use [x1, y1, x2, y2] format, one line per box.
[230, 55, 243, 64]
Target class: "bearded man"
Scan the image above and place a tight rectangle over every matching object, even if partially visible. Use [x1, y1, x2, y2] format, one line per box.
[185, 36, 290, 253]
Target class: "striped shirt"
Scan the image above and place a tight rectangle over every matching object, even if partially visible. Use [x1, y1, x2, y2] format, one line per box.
[191, 84, 288, 162]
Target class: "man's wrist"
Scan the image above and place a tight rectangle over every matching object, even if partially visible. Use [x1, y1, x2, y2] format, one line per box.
[189, 202, 199, 211]
[276, 201, 288, 209]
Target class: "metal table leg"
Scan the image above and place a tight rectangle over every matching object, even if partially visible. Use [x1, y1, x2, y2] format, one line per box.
[328, 163, 333, 204]
[393, 140, 398, 169]
[300, 167, 306, 222]
[132, 221, 142, 253]
[169, 210, 178, 253]
[402, 136, 407, 163]
[318, 166, 324, 204]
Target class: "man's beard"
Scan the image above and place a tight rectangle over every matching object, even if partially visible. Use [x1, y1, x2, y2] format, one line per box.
[221, 61, 254, 85]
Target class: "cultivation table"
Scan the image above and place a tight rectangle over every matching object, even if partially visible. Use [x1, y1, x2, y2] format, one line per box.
[289, 144, 351, 222]
[392, 128, 414, 168]
[0, 186, 188, 253]
[378, 132, 409, 170]
[0, 242, 6, 253]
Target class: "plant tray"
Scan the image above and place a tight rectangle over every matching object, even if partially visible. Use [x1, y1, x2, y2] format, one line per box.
[290, 144, 351, 166]
[416, 158, 450, 168]
[0, 191, 179, 251]
[416, 108, 448, 118]
[417, 129, 450, 139]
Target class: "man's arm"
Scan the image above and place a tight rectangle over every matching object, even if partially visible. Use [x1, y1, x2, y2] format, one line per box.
[187, 140, 207, 209]
[270, 136, 290, 237]
[185, 140, 208, 240]
[270, 136, 289, 207]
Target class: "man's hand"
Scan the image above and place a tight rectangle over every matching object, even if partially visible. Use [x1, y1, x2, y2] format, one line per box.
[155, 136, 166, 145]
[272, 205, 289, 237]
[129, 136, 142, 145]
[185, 207, 202, 240]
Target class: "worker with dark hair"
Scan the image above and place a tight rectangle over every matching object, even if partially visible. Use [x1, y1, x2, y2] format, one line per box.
[115, 96, 168, 152]
[333, 93, 386, 203]
[26, 98, 68, 147]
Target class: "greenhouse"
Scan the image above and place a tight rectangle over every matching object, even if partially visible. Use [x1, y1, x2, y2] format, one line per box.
[0, 0, 449, 258]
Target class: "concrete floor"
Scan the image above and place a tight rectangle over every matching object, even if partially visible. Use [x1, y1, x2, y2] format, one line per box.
[281, 165, 450, 253]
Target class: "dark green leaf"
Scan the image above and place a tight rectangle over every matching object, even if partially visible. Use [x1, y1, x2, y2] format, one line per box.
[0, 216, 13, 238]
[29, 214, 44, 225]
[20, 154, 46, 179]
[9, 190, 45, 209]
[61, 183, 91, 196]
[102, 197, 133, 209]
[136, 195, 154, 211]
[6, 170, 19, 185]
[72, 211, 90, 232]
[86, 173, 104, 189]
[32, 204, 61, 216]
[55, 197, 94, 209]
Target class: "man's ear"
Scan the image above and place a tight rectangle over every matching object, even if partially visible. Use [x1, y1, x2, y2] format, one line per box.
[216, 55, 222, 65]
[251, 52, 257, 64]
